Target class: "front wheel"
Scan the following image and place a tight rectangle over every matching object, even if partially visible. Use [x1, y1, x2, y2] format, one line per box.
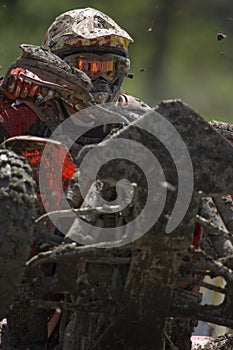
[0, 149, 36, 318]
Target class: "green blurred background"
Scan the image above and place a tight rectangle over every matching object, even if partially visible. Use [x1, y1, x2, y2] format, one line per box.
[1, 0, 233, 121]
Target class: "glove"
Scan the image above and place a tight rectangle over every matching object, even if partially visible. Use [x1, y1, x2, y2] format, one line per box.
[3, 67, 41, 100]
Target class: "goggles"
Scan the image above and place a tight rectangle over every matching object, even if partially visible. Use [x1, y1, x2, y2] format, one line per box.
[64, 53, 130, 82]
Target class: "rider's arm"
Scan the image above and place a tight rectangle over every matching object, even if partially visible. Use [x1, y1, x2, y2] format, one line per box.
[0, 102, 38, 141]
[119, 94, 151, 115]
[0, 69, 42, 141]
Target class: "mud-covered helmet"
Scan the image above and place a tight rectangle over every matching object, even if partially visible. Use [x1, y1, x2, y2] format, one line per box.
[42, 8, 134, 103]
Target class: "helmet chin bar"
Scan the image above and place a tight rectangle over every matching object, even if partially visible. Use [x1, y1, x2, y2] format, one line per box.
[92, 92, 112, 104]
[91, 76, 123, 104]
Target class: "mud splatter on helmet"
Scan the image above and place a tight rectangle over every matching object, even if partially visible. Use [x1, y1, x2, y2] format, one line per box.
[42, 8, 133, 57]
[42, 8, 134, 103]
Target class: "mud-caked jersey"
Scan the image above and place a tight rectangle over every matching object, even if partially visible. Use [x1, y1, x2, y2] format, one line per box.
[0, 93, 151, 144]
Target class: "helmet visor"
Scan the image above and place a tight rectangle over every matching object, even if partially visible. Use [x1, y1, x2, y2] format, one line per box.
[64, 53, 130, 82]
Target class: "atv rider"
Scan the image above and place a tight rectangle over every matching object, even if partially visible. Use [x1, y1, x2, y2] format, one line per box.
[0, 7, 153, 349]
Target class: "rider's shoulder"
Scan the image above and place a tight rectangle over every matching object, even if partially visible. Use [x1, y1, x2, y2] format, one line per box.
[118, 94, 151, 115]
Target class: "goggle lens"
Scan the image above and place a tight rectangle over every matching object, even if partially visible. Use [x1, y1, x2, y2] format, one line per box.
[65, 53, 130, 82]
[77, 59, 116, 81]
